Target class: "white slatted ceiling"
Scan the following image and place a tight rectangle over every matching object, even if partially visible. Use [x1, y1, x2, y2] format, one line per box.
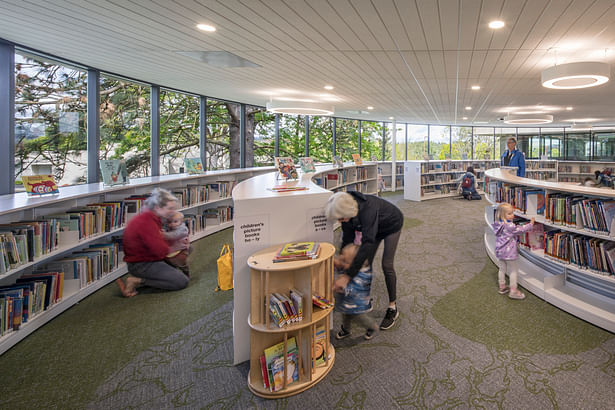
[1, 0, 615, 125]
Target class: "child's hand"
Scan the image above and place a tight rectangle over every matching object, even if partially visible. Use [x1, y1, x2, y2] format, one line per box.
[530, 217, 535, 225]
[333, 274, 351, 293]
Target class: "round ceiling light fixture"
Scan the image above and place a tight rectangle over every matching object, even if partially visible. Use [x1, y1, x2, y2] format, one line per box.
[503, 114, 553, 124]
[266, 100, 334, 116]
[542, 62, 610, 89]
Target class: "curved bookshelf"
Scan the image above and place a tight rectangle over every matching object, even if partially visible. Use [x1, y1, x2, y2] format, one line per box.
[484, 168, 615, 332]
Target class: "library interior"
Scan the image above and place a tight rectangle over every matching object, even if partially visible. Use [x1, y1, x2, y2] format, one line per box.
[1, 1, 615, 408]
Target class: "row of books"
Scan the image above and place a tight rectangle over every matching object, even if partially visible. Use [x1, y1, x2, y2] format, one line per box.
[420, 161, 499, 174]
[421, 184, 453, 195]
[421, 174, 456, 184]
[259, 337, 299, 392]
[526, 161, 557, 169]
[543, 230, 615, 276]
[183, 206, 233, 234]
[268, 289, 303, 328]
[544, 193, 615, 234]
[171, 181, 235, 207]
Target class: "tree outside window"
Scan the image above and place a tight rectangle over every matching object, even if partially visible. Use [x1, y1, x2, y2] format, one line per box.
[335, 118, 359, 162]
[159, 89, 199, 175]
[360, 121, 383, 161]
[429, 125, 450, 159]
[308, 116, 333, 163]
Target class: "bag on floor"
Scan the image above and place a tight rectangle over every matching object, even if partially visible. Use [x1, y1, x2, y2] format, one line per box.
[216, 244, 233, 291]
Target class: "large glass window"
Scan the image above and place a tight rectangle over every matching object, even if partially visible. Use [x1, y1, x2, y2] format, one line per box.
[278, 114, 305, 160]
[14, 52, 87, 188]
[429, 125, 450, 159]
[252, 109, 276, 167]
[159, 89, 199, 175]
[206, 99, 241, 169]
[395, 124, 405, 160]
[565, 131, 591, 160]
[407, 124, 428, 160]
[516, 128, 539, 159]
[383, 122, 393, 161]
[451, 126, 472, 160]
[592, 129, 615, 161]
[335, 118, 359, 162]
[360, 121, 383, 161]
[308, 116, 333, 163]
[540, 128, 563, 159]
[473, 127, 494, 160]
[495, 128, 516, 160]
[99, 75, 151, 178]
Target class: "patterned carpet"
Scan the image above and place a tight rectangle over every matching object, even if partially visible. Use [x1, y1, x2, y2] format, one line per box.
[1, 193, 614, 409]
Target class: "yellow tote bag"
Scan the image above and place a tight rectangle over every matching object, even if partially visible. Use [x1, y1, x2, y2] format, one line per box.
[216, 244, 233, 291]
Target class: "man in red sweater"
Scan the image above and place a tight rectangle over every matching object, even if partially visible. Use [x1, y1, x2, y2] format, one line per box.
[117, 188, 190, 297]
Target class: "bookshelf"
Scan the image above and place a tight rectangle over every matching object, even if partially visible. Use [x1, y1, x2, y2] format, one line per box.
[247, 243, 335, 398]
[557, 160, 615, 183]
[525, 159, 558, 181]
[312, 163, 378, 195]
[376, 161, 404, 192]
[0, 167, 272, 355]
[403, 160, 500, 201]
[484, 168, 615, 332]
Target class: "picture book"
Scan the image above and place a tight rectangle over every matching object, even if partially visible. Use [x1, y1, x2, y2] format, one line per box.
[313, 324, 327, 367]
[299, 157, 316, 173]
[264, 337, 298, 392]
[352, 153, 363, 166]
[184, 157, 204, 174]
[274, 157, 299, 179]
[21, 175, 59, 195]
[333, 155, 343, 168]
[99, 159, 129, 186]
[278, 242, 318, 257]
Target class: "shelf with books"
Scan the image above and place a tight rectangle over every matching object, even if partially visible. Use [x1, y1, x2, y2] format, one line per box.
[556, 161, 615, 183]
[246, 243, 335, 398]
[0, 167, 272, 356]
[484, 167, 615, 332]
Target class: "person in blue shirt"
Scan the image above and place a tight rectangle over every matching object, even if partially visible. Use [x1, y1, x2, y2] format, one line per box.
[500, 137, 525, 177]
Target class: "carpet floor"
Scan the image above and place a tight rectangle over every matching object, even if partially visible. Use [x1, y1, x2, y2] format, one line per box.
[1, 193, 614, 409]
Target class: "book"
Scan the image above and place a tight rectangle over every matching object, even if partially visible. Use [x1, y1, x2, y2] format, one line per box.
[273, 242, 320, 262]
[274, 157, 298, 179]
[289, 288, 303, 321]
[264, 337, 298, 392]
[312, 294, 333, 309]
[333, 155, 343, 168]
[268, 185, 308, 193]
[299, 157, 316, 173]
[99, 159, 129, 186]
[313, 324, 328, 367]
[21, 175, 59, 195]
[184, 157, 204, 174]
[352, 153, 363, 166]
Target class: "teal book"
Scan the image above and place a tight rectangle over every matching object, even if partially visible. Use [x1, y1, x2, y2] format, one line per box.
[184, 158, 204, 174]
[99, 159, 129, 186]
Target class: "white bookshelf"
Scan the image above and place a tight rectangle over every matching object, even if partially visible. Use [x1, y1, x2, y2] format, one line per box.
[525, 159, 558, 181]
[557, 160, 615, 183]
[376, 161, 404, 192]
[0, 167, 273, 355]
[484, 168, 615, 332]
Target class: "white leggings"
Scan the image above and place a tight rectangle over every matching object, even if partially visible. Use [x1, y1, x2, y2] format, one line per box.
[498, 259, 519, 289]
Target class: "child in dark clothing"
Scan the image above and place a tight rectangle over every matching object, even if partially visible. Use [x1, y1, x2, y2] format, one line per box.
[334, 244, 377, 340]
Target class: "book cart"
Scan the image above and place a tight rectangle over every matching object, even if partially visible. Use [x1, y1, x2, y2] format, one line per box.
[246, 243, 335, 398]
[484, 168, 615, 332]
[0, 167, 272, 355]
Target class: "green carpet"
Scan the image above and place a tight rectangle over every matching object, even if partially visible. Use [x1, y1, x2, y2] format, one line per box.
[0, 229, 234, 409]
[432, 261, 613, 355]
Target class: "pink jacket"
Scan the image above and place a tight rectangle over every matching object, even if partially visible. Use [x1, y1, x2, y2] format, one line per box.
[492, 220, 534, 260]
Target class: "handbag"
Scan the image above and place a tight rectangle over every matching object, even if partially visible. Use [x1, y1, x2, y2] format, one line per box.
[216, 244, 233, 291]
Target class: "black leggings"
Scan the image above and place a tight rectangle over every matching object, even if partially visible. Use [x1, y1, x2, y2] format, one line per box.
[375, 230, 401, 303]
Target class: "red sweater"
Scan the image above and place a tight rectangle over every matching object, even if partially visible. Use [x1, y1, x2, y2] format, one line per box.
[123, 210, 170, 263]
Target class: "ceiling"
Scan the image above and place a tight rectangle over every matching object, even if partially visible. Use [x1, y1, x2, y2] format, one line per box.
[2, 0, 615, 127]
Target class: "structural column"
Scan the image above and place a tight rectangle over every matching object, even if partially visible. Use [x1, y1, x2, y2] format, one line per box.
[87, 69, 100, 184]
[0, 41, 15, 195]
[200, 96, 207, 169]
[150, 85, 160, 176]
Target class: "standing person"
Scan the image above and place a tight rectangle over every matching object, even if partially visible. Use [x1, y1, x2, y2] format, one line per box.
[116, 188, 190, 297]
[492, 202, 534, 300]
[458, 166, 481, 200]
[325, 191, 404, 330]
[500, 137, 526, 177]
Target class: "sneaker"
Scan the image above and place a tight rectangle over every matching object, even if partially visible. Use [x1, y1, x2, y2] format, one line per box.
[498, 285, 510, 295]
[336, 326, 351, 340]
[364, 328, 376, 340]
[508, 290, 526, 300]
[380, 307, 399, 330]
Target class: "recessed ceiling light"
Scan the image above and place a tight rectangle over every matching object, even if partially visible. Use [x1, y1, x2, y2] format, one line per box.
[465, 106, 472, 110]
[542, 62, 610, 89]
[388, 117, 394, 120]
[324, 85, 334, 90]
[196, 24, 216, 32]
[474, 121, 489, 124]
[462, 117, 468, 120]
[367, 106, 374, 110]
[266, 100, 333, 116]
[471, 85, 480, 90]
[566, 106, 573, 110]
[489, 20, 505, 29]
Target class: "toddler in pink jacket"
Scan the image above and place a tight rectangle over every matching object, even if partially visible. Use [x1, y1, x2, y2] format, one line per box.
[492, 202, 534, 299]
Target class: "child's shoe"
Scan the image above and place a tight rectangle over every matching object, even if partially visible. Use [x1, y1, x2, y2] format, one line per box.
[508, 289, 526, 300]
[498, 285, 510, 295]
[336, 325, 351, 340]
[364, 328, 376, 340]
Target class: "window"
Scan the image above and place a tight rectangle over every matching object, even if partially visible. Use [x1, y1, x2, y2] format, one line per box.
[206, 98, 240, 169]
[159, 89, 199, 175]
[99, 75, 151, 178]
[451, 126, 472, 160]
[360, 121, 383, 161]
[473, 127, 494, 160]
[516, 128, 539, 159]
[407, 124, 428, 160]
[429, 125, 450, 159]
[565, 131, 591, 160]
[383, 122, 393, 161]
[540, 128, 564, 159]
[308, 116, 333, 163]
[335, 118, 359, 162]
[252, 109, 276, 167]
[395, 124, 405, 160]
[15, 52, 87, 187]
[278, 114, 306, 160]
[495, 128, 516, 160]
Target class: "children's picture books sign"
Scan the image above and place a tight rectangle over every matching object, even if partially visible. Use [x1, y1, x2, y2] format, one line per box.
[21, 175, 59, 195]
[184, 157, 204, 174]
[99, 159, 129, 186]
[274, 157, 298, 179]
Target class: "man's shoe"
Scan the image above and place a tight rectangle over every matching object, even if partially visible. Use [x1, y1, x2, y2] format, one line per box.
[380, 307, 399, 330]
